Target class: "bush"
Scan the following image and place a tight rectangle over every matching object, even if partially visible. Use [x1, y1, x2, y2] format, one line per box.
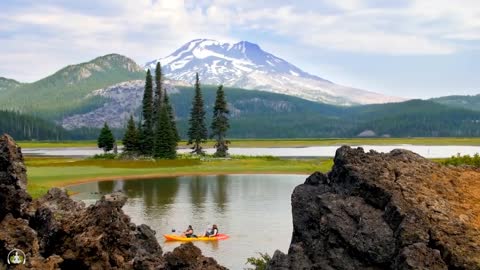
[442, 153, 480, 167]
[245, 252, 271, 270]
[90, 153, 118, 160]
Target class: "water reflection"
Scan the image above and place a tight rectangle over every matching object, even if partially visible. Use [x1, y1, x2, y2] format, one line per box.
[70, 174, 306, 269]
[213, 175, 228, 211]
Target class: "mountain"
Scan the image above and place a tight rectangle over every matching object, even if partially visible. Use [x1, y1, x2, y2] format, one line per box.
[0, 54, 145, 118]
[0, 77, 21, 91]
[145, 39, 405, 105]
[431, 94, 480, 111]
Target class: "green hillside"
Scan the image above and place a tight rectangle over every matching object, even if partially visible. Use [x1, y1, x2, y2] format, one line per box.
[348, 100, 480, 137]
[0, 77, 22, 91]
[0, 54, 144, 118]
[431, 94, 480, 111]
[167, 89, 480, 138]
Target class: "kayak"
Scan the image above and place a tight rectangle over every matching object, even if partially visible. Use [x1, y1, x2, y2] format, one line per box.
[163, 233, 229, 242]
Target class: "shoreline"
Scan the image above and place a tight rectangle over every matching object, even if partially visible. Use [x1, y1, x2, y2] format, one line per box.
[60, 171, 311, 188]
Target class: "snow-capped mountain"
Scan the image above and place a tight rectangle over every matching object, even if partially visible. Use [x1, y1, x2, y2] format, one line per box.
[145, 39, 405, 105]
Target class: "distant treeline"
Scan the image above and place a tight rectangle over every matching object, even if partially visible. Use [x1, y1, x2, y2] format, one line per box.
[0, 110, 102, 140]
[3, 97, 480, 140]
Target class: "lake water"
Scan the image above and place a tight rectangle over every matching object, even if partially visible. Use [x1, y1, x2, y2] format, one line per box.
[69, 174, 307, 269]
[23, 145, 480, 158]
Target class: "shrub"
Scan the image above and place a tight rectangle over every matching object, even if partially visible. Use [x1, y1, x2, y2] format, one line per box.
[245, 252, 271, 270]
[90, 153, 118, 160]
[442, 153, 480, 167]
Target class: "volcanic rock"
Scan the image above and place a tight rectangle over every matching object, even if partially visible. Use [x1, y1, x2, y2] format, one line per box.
[0, 134, 226, 269]
[268, 146, 480, 269]
[0, 134, 31, 221]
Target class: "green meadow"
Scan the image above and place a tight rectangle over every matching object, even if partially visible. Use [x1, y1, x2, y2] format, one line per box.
[19, 137, 480, 149]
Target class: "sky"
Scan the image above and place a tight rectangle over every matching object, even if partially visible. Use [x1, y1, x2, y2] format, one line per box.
[0, 0, 479, 99]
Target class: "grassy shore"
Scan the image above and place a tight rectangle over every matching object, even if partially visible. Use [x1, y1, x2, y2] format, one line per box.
[18, 137, 480, 149]
[25, 156, 333, 198]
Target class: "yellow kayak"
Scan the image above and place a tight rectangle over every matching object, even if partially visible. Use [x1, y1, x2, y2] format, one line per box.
[163, 233, 229, 241]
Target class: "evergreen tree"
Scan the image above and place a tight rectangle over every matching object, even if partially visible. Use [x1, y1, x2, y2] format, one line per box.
[139, 70, 154, 155]
[210, 85, 230, 157]
[164, 93, 180, 142]
[97, 122, 115, 153]
[153, 62, 163, 124]
[122, 115, 139, 153]
[187, 73, 208, 155]
[153, 107, 176, 159]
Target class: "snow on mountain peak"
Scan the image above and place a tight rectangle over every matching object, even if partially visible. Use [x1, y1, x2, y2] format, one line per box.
[145, 39, 405, 105]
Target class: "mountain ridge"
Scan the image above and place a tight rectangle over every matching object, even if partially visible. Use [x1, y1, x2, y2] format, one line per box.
[431, 94, 480, 111]
[0, 77, 22, 91]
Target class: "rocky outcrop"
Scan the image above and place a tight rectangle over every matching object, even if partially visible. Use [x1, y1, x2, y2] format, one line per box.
[61, 80, 181, 129]
[268, 146, 480, 270]
[0, 134, 226, 269]
[0, 134, 31, 221]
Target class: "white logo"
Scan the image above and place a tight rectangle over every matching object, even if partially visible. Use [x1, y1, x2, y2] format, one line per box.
[7, 249, 26, 265]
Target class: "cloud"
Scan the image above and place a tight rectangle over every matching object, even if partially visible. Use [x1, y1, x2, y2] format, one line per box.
[0, 0, 479, 81]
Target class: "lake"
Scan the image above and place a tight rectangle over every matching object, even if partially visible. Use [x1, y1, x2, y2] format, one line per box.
[23, 145, 480, 158]
[69, 174, 307, 269]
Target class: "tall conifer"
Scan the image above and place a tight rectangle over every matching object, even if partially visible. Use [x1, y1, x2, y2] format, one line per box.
[153, 62, 163, 124]
[210, 85, 230, 157]
[187, 73, 208, 155]
[153, 107, 176, 159]
[139, 70, 154, 155]
[164, 93, 180, 142]
[123, 115, 139, 153]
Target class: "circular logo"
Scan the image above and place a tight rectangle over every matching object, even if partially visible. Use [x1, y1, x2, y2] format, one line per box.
[7, 249, 26, 265]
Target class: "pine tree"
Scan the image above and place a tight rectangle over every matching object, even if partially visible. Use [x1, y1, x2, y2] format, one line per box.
[210, 85, 230, 157]
[139, 70, 154, 155]
[97, 122, 115, 153]
[153, 107, 176, 159]
[164, 93, 180, 142]
[153, 62, 163, 124]
[123, 115, 139, 153]
[187, 73, 208, 155]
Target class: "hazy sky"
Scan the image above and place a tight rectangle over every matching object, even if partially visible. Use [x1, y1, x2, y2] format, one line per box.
[0, 0, 479, 98]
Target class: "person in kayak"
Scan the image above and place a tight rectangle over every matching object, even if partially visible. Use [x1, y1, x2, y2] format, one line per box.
[203, 224, 219, 237]
[181, 225, 194, 238]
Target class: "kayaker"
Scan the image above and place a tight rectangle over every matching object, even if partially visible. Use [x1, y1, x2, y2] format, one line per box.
[204, 224, 219, 237]
[181, 225, 194, 238]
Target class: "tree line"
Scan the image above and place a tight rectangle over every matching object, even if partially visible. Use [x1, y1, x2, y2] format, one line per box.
[97, 63, 230, 158]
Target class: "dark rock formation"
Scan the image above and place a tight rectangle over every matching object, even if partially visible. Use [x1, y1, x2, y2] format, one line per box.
[0, 134, 226, 269]
[164, 242, 227, 270]
[0, 134, 31, 221]
[268, 146, 480, 270]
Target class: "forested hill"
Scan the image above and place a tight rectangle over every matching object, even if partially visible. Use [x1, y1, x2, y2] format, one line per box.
[0, 77, 21, 91]
[345, 100, 480, 137]
[431, 94, 480, 111]
[0, 54, 145, 118]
